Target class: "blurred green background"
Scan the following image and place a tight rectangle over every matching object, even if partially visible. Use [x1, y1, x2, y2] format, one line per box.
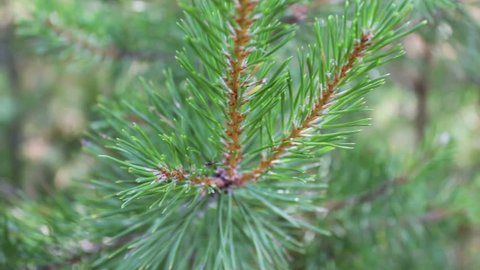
[0, 0, 479, 269]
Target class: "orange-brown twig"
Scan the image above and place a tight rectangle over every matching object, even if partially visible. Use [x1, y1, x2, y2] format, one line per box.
[237, 32, 373, 185]
[223, 0, 258, 179]
[151, 167, 225, 188]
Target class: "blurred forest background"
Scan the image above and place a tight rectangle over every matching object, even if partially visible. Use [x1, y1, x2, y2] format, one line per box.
[0, 0, 479, 269]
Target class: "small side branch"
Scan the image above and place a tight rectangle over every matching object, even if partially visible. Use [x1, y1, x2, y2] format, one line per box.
[37, 233, 139, 270]
[417, 208, 463, 224]
[325, 176, 408, 211]
[238, 33, 372, 185]
[150, 167, 226, 189]
[45, 18, 121, 59]
[44, 18, 170, 62]
[363, 208, 465, 232]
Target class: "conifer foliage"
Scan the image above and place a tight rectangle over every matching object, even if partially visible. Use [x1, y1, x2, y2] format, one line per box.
[83, 0, 422, 269]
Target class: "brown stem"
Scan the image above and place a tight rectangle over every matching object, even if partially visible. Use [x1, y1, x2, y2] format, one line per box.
[223, 0, 258, 179]
[150, 167, 226, 188]
[238, 33, 372, 185]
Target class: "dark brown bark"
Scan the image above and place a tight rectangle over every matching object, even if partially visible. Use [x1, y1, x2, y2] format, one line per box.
[413, 42, 433, 143]
[0, 18, 22, 185]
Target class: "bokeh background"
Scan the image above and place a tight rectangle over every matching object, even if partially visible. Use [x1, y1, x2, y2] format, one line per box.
[0, 0, 479, 269]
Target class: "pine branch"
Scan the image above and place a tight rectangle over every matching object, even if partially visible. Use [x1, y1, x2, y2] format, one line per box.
[44, 18, 170, 62]
[325, 176, 408, 211]
[417, 208, 464, 224]
[238, 32, 373, 185]
[324, 147, 445, 212]
[223, 0, 258, 179]
[45, 18, 121, 59]
[37, 234, 139, 270]
[363, 208, 465, 231]
[84, 1, 423, 268]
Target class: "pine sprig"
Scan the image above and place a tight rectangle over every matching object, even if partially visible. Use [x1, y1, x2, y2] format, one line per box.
[85, 0, 423, 268]
[239, 32, 373, 184]
[239, 1, 424, 185]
